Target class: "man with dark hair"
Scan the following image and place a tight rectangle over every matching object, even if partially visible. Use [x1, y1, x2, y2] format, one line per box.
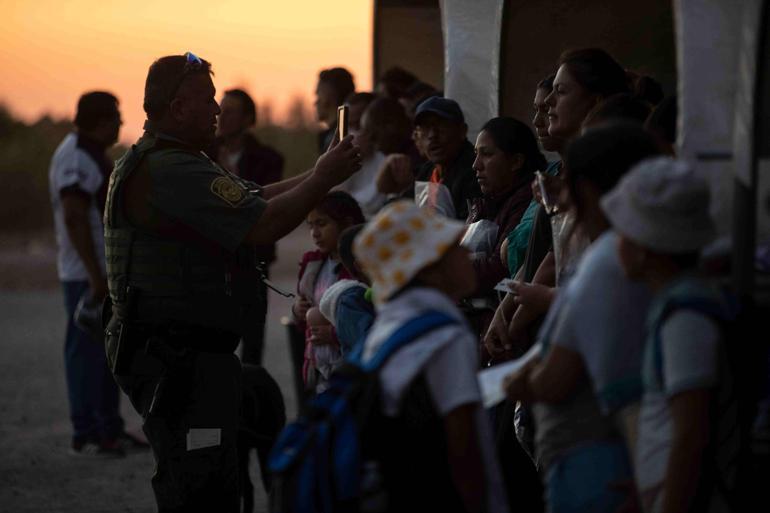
[376, 66, 418, 99]
[400, 81, 441, 119]
[377, 96, 479, 220]
[49, 91, 144, 457]
[314, 66, 355, 153]
[214, 88, 284, 366]
[411, 96, 481, 220]
[104, 52, 361, 512]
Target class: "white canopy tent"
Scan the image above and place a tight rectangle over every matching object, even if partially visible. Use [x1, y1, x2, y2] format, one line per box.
[433, 0, 769, 296]
[373, 0, 769, 296]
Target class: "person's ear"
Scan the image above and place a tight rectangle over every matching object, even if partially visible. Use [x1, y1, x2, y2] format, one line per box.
[169, 97, 186, 122]
[511, 153, 525, 173]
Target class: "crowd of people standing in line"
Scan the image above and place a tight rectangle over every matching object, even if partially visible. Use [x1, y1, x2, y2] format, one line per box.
[46, 45, 770, 513]
[284, 49, 770, 513]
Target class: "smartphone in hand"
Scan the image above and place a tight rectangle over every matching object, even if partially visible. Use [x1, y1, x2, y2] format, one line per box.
[337, 105, 349, 141]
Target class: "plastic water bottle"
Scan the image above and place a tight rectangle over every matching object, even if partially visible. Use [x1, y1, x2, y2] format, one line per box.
[74, 292, 104, 342]
[359, 461, 388, 513]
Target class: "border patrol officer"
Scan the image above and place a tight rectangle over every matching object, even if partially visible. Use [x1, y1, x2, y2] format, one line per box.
[103, 53, 361, 512]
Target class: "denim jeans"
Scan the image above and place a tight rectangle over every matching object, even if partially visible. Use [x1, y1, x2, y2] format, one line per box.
[545, 440, 632, 513]
[61, 280, 123, 441]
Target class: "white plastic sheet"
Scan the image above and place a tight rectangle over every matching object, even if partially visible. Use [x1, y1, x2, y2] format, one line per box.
[675, 0, 742, 160]
[440, 0, 505, 141]
[415, 181, 456, 218]
[675, 0, 743, 235]
[732, 0, 765, 188]
[461, 219, 499, 255]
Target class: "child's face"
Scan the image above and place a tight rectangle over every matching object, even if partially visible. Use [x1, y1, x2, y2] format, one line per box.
[307, 210, 343, 256]
[417, 243, 477, 301]
[441, 244, 477, 300]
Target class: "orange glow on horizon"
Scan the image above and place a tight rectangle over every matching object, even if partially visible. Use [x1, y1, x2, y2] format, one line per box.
[1, 0, 372, 142]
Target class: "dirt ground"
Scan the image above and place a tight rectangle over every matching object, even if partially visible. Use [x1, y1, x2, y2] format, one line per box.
[0, 229, 307, 512]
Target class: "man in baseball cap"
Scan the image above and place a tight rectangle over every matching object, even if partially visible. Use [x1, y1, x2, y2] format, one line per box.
[411, 96, 480, 220]
[376, 96, 481, 220]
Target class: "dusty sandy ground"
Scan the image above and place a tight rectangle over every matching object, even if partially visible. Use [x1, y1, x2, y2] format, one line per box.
[0, 229, 308, 512]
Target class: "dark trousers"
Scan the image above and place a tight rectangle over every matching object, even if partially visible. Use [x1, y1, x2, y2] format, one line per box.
[61, 280, 122, 442]
[114, 345, 242, 513]
[492, 401, 544, 512]
[239, 279, 268, 366]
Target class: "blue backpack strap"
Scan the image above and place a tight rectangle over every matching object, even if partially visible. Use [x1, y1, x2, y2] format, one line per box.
[652, 292, 738, 386]
[651, 290, 746, 510]
[361, 310, 457, 372]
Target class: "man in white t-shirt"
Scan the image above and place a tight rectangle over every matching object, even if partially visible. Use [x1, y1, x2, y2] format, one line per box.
[49, 91, 144, 457]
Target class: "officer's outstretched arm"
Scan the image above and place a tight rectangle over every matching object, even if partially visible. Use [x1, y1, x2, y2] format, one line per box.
[260, 133, 351, 200]
[260, 168, 313, 200]
[244, 136, 361, 245]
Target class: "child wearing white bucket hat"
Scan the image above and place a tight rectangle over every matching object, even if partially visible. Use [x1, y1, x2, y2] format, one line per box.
[352, 200, 508, 513]
[601, 157, 739, 512]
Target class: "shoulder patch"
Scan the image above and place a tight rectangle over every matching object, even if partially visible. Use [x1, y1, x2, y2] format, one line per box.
[211, 176, 245, 206]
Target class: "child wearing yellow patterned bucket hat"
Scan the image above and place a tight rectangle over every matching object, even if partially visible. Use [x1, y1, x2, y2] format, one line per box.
[353, 200, 476, 304]
[352, 200, 509, 512]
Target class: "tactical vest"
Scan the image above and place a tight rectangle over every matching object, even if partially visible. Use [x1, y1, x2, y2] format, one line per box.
[104, 133, 263, 337]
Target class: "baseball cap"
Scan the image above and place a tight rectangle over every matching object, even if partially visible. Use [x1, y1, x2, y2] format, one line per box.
[414, 96, 465, 125]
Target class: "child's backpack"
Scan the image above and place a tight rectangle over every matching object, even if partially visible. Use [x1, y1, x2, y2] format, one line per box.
[267, 310, 457, 513]
[651, 286, 764, 512]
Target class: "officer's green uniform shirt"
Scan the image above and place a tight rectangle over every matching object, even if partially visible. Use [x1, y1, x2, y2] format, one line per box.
[144, 137, 267, 253]
[105, 130, 269, 336]
[104, 130, 258, 512]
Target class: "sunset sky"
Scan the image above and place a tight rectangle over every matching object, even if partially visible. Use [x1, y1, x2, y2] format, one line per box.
[1, 0, 372, 142]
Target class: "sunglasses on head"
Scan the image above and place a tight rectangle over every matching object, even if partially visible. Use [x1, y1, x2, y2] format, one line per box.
[183, 51, 203, 70]
[167, 51, 205, 103]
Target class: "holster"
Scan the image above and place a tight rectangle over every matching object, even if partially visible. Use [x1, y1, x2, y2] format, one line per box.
[144, 336, 195, 418]
[105, 286, 235, 419]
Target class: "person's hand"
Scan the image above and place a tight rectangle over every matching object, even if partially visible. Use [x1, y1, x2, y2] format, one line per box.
[314, 135, 362, 187]
[507, 281, 555, 313]
[484, 306, 512, 357]
[309, 325, 334, 346]
[531, 173, 564, 210]
[292, 296, 312, 321]
[376, 153, 413, 194]
[89, 275, 108, 302]
[503, 367, 531, 403]
[503, 358, 539, 403]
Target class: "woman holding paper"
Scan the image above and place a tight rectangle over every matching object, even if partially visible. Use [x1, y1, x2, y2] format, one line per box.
[485, 48, 642, 361]
[504, 122, 661, 513]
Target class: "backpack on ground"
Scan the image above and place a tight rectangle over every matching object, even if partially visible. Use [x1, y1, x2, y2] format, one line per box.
[267, 310, 456, 513]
